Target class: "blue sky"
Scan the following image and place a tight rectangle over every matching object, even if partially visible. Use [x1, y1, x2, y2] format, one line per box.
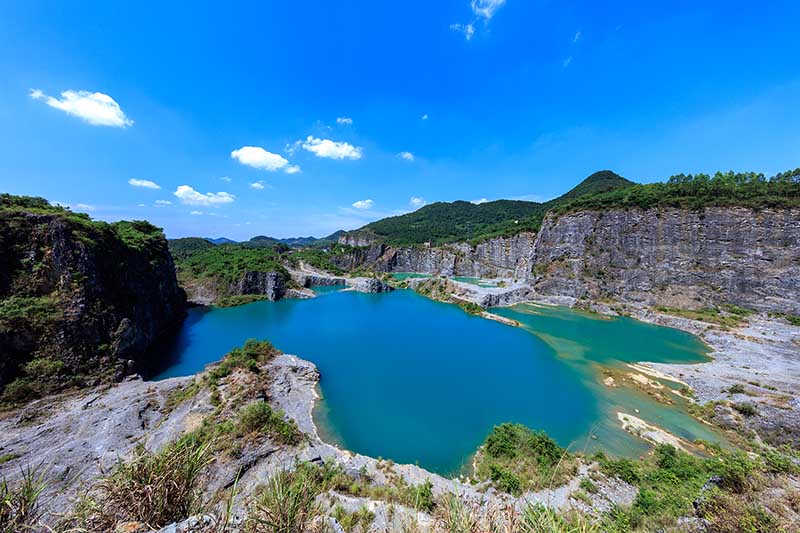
[1, 1, 799, 239]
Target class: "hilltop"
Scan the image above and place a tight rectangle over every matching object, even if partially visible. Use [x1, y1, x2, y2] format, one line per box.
[345, 170, 634, 246]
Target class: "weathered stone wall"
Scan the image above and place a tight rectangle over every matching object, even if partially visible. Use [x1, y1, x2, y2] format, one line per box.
[0, 212, 187, 390]
[338, 207, 800, 314]
[530, 207, 800, 314]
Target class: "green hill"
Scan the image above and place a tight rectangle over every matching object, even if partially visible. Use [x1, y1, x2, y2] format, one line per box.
[168, 237, 215, 260]
[347, 170, 634, 246]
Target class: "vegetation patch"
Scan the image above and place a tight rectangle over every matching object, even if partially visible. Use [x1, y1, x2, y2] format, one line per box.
[62, 435, 211, 532]
[474, 423, 577, 495]
[236, 401, 302, 446]
[655, 305, 752, 328]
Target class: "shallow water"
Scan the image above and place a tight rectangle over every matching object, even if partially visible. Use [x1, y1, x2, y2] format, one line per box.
[149, 290, 721, 475]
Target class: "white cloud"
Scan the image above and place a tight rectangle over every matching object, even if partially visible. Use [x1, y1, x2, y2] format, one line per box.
[472, 198, 490, 204]
[220, 176, 232, 182]
[174, 185, 235, 207]
[409, 197, 426, 208]
[352, 199, 374, 210]
[398, 151, 415, 161]
[450, 23, 475, 40]
[154, 200, 172, 207]
[574, 30, 582, 42]
[301, 136, 363, 160]
[285, 164, 301, 174]
[231, 146, 291, 172]
[53, 201, 95, 212]
[471, 0, 506, 20]
[30, 88, 133, 127]
[128, 178, 161, 189]
[336, 117, 353, 125]
[563, 56, 573, 68]
[190, 210, 204, 215]
[421, 114, 429, 120]
[250, 180, 266, 190]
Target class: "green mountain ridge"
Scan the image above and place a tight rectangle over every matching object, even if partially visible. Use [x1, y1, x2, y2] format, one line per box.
[347, 170, 634, 246]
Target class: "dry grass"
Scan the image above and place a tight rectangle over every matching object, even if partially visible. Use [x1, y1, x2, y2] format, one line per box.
[0, 466, 47, 533]
[61, 435, 211, 532]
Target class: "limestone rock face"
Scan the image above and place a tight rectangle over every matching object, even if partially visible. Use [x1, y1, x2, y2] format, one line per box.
[229, 271, 286, 301]
[348, 277, 394, 293]
[530, 207, 800, 314]
[0, 212, 187, 391]
[336, 207, 800, 314]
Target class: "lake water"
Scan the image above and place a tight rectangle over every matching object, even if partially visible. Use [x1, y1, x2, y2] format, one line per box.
[149, 289, 721, 475]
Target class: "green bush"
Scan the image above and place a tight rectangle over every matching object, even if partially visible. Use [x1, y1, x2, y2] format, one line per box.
[236, 401, 302, 446]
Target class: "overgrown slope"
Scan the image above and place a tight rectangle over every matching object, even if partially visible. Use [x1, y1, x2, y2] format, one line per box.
[0, 194, 186, 403]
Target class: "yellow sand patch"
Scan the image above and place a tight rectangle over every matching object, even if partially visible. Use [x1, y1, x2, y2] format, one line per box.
[627, 363, 689, 387]
[616, 412, 691, 451]
[626, 372, 665, 390]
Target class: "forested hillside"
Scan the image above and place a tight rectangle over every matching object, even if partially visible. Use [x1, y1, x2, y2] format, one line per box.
[343, 169, 800, 246]
[346, 170, 633, 245]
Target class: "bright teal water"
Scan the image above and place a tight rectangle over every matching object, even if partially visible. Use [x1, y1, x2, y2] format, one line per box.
[390, 272, 431, 280]
[150, 291, 720, 475]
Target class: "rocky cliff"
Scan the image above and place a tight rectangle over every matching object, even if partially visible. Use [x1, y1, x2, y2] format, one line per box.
[530, 207, 800, 314]
[336, 232, 536, 279]
[0, 203, 186, 401]
[337, 207, 800, 314]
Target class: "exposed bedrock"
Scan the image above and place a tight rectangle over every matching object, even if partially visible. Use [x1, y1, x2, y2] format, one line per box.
[228, 271, 287, 301]
[0, 212, 186, 391]
[338, 207, 800, 314]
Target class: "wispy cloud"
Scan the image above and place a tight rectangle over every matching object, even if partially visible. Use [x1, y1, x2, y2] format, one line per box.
[450, 23, 475, 40]
[54, 201, 95, 212]
[154, 200, 172, 207]
[398, 151, 415, 161]
[336, 117, 353, 125]
[409, 196, 426, 208]
[128, 178, 161, 189]
[451, 0, 506, 40]
[174, 185, 235, 206]
[421, 114, 429, 120]
[301, 136, 363, 160]
[30, 88, 133, 127]
[574, 30, 581, 42]
[352, 199, 374, 210]
[471, 0, 506, 20]
[250, 180, 266, 190]
[220, 176, 232, 182]
[231, 146, 298, 173]
[563, 56, 573, 68]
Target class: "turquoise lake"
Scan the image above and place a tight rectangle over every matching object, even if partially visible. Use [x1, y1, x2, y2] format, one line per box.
[149, 289, 721, 475]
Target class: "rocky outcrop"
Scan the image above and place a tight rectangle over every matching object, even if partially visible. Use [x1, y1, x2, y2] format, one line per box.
[229, 271, 286, 301]
[336, 233, 536, 279]
[294, 273, 346, 288]
[530, 207, 800, 314]
[0, 210, 186, 396]
[338, 207, 800, 314]
[347, 277, 394, 293]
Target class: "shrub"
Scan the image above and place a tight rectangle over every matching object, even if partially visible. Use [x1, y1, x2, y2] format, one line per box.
[332, 504, 375, 533]
[518, 504, 598, 533]
[733, 402, 758, 417]
[0, 466, 47, 532]
[244, 468, 325, 533]
[236, 401, 302, 446]
[597, 454, 641, 485]
[65, 436, 211, 531]
[477, 423, 575, 494]
[725, 383, 747, 395]
[716, 451, 757, 494]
